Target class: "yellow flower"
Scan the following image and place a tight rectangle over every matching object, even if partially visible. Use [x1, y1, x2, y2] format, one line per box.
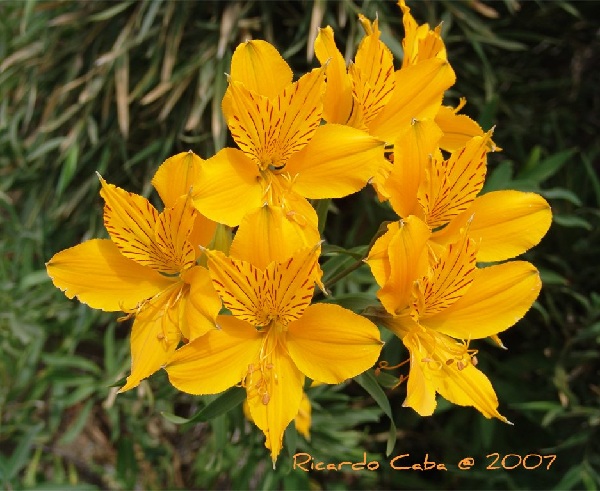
[397, 0, 492, 151]
[381, 123, 552, 263]
[366, 216, 542, 420]
[314, 10, 452, 198]
[191, 40, 388, 243]
[398, 0, 446, 67]
[165, 244, 382, 463]
[46, 154, 222, 392]
[314, 13, 455, 144]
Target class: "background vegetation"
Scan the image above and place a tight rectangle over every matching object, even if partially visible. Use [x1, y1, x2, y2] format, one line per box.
[1, 0, 598, 489]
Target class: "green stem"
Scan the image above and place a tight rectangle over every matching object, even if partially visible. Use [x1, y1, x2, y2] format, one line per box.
[323, 221, 392, 290]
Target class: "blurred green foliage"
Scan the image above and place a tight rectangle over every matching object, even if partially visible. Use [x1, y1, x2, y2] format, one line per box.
[1, 0, 599, 489]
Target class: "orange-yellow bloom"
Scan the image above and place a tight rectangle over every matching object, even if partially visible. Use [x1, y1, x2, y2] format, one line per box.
[315, 13, 455, 144]
[46, 158, 221, 392]
[165, 245, 382, 463]
[367, 217, 542, 420]
[381, 124, 551, 262]
[191, 40, 388, 244]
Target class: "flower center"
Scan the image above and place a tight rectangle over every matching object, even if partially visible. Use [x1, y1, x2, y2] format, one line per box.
[242, 323, 286, 406]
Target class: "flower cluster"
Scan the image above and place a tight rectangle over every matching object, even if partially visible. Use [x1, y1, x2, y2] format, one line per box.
[46, 1, 551, 464]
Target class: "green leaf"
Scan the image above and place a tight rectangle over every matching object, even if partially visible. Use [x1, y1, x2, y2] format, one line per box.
[320, 293, 378, 313]
[161, 386, 246, 425]
[553, 214, 592, 230]
[354, 370, 397, 456]
[19, 270, 51, 289]
[321, 244, 365, 259]
[483, 160, 514, 192]
[56, 143, 79, 199]
[516, 148, 576, 183]
[540, 187, 582, 205]
[88, 2, 135, 22]
[6, 423, 43, 481]
[313, 199, 331, 236]
[58, 399, 94, 444]
[160, 411, 191, 425]
[284, 421, 298, 460]
[42, 354, 102, 375]
[116, 435, 138, 489]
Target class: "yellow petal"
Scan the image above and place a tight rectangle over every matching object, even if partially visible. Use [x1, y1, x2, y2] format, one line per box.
[372, 216, 431, 315]
[274, 66, 325, 163]
[230, 204, 318, 270]
[192, 148, 263, 227]
[399, 0, 446, 67]
[385, 119, 442, 218]
[229, 40, 293, 100]
[435, 362, 507, 421]
[204, 249, 265, 326]
[295, 392, 312, 440]
[314, 26, 353, 124]
[402, 327, 507, 421]
[365, 221, 400, 289]
[119, 286, 182, 392]
[368, 58, 455, 143]
[435, 104, 486, 153]
[225, 66, 324, 171]
[350, 16, 395, 126]
[432, 190, 552, 262]
[181, 266, 221, 341]
[246, 335, 304, 464]
[151, 151, 204, 207]
[286, 303, 382, 384]
[265, 245, 322, 324]
[188, 213, 218, 253]
[155, 195, 197, 271]
[417, 231, 478, 318]
[99, 176, 176, 273]
[225, 81, 274, 165]
[402, 330, 437, 416]
[151, 152, 217, 252]
[46, 239, 173, 312]
[166, 315, 262, 395]
[285, 124, 388, 199]
[419, 131, 491, 228]
[281, 191, 321, 243]
[424, 261, 542, 339]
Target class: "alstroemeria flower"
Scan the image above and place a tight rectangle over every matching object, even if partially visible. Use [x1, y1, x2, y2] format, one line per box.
[397, 0, 492, 151]
[314, 12, 452, 198]
[165, 244, 382, 463]
[315, 13, 455, 145]
[380, 123, 552, 263]
[191, 40, 388, 244]
[366, 216, 541, 419]
[46, 167, 221, 392]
